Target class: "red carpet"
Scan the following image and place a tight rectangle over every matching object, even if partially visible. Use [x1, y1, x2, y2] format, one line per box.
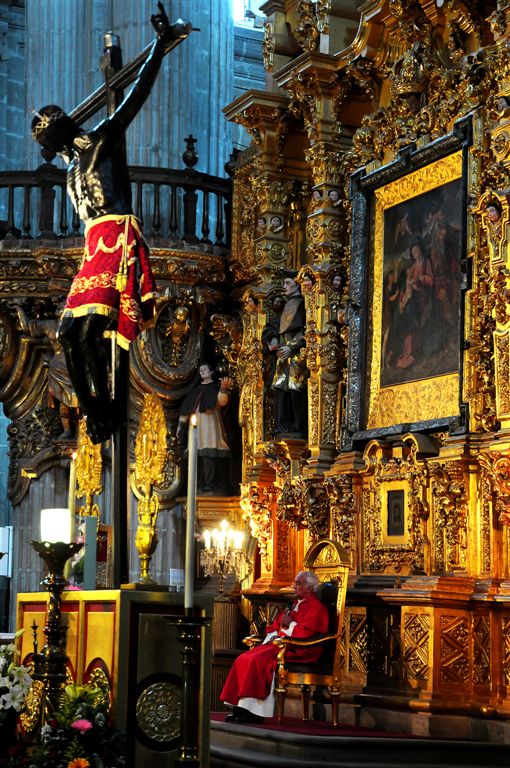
[211, 712, 414, 738]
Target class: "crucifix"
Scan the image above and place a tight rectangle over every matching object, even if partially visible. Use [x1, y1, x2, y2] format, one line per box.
[31, 3, 193, 586]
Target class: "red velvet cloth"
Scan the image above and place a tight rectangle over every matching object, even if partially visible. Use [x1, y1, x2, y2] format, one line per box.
[62, 214, 156, 348]
[220, 593, 328, 705]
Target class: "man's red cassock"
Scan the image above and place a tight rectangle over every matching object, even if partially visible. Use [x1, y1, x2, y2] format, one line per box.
[220, 592, 328, 705]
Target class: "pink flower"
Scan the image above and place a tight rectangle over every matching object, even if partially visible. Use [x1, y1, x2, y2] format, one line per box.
[71, 718, 93, 733]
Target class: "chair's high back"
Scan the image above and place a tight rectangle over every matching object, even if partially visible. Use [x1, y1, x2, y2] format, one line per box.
[304, 538, 350, 683]
[315, 581, 338, 672]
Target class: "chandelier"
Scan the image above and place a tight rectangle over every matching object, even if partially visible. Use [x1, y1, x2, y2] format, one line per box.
[200, 519, 250, 594]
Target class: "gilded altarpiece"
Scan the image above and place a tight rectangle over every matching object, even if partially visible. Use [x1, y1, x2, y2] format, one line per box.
[222, 0, 510, 736]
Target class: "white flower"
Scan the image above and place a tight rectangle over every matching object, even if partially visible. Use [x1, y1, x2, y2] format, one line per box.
[0, 632, 32, 714]
[11, 665, 32, 694]
[1, 688, 25, 711]
[40, 723, 53, 741]
[95, 712, 106, 727]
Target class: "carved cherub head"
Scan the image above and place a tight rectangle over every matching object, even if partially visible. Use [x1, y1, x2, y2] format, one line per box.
[485, 199, 502, 224]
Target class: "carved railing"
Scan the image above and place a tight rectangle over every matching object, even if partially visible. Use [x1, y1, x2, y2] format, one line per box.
[0, 162, 232, 249]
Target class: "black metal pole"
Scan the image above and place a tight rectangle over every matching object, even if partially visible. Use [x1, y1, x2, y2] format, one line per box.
[112, 346, 130, 586]
[168, 614, 209, 768]
[100, 34, 129, 587]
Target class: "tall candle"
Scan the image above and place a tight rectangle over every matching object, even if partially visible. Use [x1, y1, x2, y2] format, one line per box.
[68, 452, 77, 517]
[184, 413, 198, 611]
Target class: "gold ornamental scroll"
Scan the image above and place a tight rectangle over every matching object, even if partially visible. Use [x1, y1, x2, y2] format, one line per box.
[133, 392, 167, 584]
[75, 418, 103, 517]
[366, 151, 462, 430]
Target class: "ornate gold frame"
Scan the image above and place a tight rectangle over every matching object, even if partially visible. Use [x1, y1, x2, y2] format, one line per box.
[382, 481, 408, 546]
[345, 120, 472, 447]
[367, 152, 463, 429]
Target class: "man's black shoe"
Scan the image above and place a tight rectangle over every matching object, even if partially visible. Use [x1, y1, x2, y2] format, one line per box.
[234, 707, 264, 724]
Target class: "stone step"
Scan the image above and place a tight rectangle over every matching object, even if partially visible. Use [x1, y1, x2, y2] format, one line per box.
[210, 721, 510, 768]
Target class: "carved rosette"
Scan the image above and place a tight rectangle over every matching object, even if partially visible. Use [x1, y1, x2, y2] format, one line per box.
[136, 681, 180, 744]
[503, 617, 510, 686]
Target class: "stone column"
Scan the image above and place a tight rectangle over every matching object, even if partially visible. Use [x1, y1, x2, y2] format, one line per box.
[0, 3, 27, 172]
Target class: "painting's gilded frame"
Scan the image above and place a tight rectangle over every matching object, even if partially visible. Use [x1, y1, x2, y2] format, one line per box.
[344, 118, 472, 447]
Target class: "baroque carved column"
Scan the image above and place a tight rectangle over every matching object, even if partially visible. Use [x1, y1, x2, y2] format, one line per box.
[280, 60, 351, 471]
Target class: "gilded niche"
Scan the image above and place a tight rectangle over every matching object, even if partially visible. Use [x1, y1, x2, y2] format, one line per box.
[361, 438, 432, 575]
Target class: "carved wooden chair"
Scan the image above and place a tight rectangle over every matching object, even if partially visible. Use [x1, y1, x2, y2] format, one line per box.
[272, 539, 350, 725]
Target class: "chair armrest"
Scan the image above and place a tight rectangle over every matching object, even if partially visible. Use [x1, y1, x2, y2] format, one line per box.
[273, 633, 337, 668]
[243, 635, 264, 649]
[272, 633, 336, 649]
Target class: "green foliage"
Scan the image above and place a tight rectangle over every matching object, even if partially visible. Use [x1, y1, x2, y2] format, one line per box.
[4, 682, 126, 768]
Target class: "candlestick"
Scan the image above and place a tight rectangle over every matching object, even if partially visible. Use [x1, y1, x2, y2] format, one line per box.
[184, 414, 198, 611]
[68, 452, 77, 517]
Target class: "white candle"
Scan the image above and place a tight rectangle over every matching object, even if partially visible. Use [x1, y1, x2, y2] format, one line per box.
[68, 452, 77, 517]
[184, 413, 198, 611]
[203, 529, 211, 550]
[40, 508, 73, 543]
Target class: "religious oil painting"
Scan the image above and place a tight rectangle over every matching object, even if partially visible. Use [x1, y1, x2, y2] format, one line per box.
[380, 178, 462, 387]
[365, 150, 465, 431]
[386, 489, 405, 537]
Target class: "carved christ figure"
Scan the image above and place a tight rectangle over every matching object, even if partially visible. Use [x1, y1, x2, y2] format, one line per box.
[31, 3, 191, 444]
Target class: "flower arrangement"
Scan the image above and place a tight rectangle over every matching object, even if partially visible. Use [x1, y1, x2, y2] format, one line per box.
[4, 683, 126, 768]
[0, 631, 32, 731]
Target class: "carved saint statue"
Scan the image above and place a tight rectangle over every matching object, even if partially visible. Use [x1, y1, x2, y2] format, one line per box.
[176, 364, 234, 495]
[263, 272, 308, 436]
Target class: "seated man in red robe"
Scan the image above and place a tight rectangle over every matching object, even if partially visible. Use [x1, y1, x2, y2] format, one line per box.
[220, 570, 328, 723]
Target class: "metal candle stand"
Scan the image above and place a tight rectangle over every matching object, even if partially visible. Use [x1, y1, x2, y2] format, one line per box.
[165, 612, 210, 768]
[30, 540, 83, 714]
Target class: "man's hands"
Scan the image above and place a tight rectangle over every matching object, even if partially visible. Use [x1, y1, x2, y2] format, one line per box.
[151, 3, 192, 44]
